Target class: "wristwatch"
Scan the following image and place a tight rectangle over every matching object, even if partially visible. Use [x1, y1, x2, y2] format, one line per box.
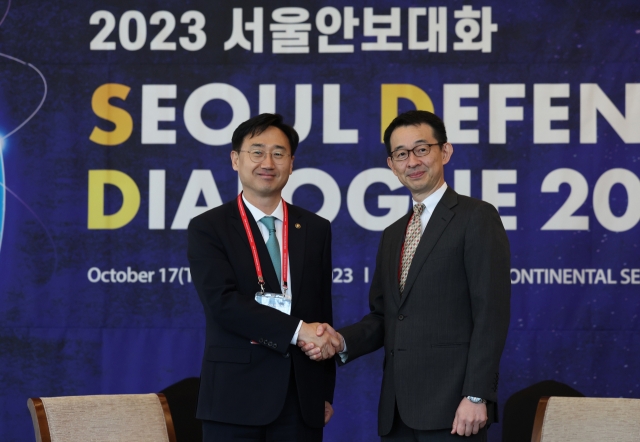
[466, 396, 486, 404]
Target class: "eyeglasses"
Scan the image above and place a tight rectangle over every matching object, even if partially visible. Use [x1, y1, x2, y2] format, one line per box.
[390, 143, 441, 162]
[239, 149, 291, 164]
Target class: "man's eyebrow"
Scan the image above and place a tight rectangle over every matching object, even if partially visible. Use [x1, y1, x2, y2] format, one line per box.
[392, 139, 429, 151]
[249, 143, 286, 149]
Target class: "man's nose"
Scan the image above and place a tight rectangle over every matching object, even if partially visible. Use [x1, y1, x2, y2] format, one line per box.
[406, 150, 421, 167]
[261, 152, 275, 167]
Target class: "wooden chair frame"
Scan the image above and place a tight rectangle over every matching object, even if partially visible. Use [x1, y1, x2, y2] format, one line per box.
[27, 393, 177, 442]
[530, 396, 549, 442]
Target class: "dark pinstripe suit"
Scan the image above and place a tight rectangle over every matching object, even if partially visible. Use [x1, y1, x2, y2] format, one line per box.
[339, 187, 511, 436]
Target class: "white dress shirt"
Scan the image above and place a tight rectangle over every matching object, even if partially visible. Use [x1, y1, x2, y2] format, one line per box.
[242, 195, 302, 344]
[415, 182, 448, 236]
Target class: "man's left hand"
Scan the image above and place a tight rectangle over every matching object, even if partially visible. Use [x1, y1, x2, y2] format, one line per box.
[451, 398, 487, 436]
[324, 401, 334, 424]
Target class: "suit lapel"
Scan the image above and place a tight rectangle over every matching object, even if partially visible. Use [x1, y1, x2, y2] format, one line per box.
[399, 187, 458, 306]
[232, 200, 282, 294]
[287, 203, 305, 309]
[388, 212, 412, 306]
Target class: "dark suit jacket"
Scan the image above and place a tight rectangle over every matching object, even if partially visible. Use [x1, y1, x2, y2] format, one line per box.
[188, 199, 335, 428]
[339, 187, 511, 435]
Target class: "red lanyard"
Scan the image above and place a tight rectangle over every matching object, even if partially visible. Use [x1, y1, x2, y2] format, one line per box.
[237, 193, 289, 295]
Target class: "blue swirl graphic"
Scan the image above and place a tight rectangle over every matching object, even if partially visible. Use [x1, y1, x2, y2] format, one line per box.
[0, 141, 4, 254]
[0, 0, 56, 277]
[0, 34, 48, 257]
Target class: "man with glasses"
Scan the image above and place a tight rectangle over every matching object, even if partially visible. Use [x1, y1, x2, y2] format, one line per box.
[301, 110, 511, 441]
[188, 113, 337, 441]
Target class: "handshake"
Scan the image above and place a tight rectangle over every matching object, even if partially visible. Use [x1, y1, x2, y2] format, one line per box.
[297, 322, 344, 361]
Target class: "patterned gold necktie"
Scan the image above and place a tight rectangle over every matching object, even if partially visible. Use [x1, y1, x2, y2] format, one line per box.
[399, 203, 425, 294]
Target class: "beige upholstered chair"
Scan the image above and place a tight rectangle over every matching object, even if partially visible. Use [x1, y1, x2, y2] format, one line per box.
[531, 396, 640, 442]
[27, 393, 177, 442]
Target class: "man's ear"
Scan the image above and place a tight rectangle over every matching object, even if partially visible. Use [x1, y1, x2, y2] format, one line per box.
[387, 156, 398, 176]
[442, 143, 454, 165]
[230, 150, 239, 171]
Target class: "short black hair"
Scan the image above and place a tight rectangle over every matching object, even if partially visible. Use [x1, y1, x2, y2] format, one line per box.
[383, 110, 448, 157]
[231, 113, 299, 155]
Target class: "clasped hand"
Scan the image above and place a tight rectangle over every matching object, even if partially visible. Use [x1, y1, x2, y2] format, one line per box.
[297, 323, 343, 361]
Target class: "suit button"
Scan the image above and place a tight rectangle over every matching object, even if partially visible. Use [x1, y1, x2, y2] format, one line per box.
[273, 343, 277, 349]
[390, 350, 394, 356]
[398, 314, 404, 320]
[259, 338, 264, 343]
[268, 342, 273, 347]
[283, 352, 290, 358]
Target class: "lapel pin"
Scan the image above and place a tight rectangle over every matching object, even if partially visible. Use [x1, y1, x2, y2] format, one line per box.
[295, 223, 301, 229]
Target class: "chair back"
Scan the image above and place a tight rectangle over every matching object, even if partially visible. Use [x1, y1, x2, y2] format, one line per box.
[27, 393, 177, 442]
[532, 396, 640, 442]
[502, 380, 584, 442]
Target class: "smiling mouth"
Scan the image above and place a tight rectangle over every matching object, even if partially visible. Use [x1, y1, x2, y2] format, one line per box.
[407, 171, 425, 179]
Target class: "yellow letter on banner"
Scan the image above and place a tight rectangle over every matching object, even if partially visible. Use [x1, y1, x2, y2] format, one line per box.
[88, 170, 140, 229]
[89, 84, 133, 146]
[381, 84, 435, 142]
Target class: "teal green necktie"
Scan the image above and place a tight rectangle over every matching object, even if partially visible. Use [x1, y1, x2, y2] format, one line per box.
[259, 216, 282, 284]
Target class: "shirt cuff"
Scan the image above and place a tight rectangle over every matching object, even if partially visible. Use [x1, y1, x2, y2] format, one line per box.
[290, 320, 303, 345]
[338, 336, 348, 363]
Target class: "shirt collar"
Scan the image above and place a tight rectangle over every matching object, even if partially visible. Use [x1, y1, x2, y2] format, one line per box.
[413, 182, 448, 214]
[242, 194, 284, 222]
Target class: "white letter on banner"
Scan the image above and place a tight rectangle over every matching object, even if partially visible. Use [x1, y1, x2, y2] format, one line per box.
[258, 84, 312, 142]
[149, 170, 165, 230]
[593, 169, 640, 232]
[184, 84, 250, 145]
[408, 7, 447, 52]
[580, 84, 640, 143]
[119, 11, 146, 51]
[323, 84, 358, 144]
[316, 7, 355, 53]
[281, 168, 340, 222]
[540, 168, 589, 231]
[489, 84, 525, 144]
[443, 84, 479, 143]
[453, 169, 471, 196]
[259, 85, 276, 113]
[142, 85, 176, 144]
[482, 170, 517, 230]
[534, 84, 570, 144]
[171, 170, 223, 229]
[87, 267, 101, 283]
[347, 168, 410, 231]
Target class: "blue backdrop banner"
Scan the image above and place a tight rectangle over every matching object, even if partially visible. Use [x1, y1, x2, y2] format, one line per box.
[0, 1, 639, 440]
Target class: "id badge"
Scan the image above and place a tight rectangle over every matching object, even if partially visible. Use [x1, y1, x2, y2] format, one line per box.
[255, 292, 292, 315]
